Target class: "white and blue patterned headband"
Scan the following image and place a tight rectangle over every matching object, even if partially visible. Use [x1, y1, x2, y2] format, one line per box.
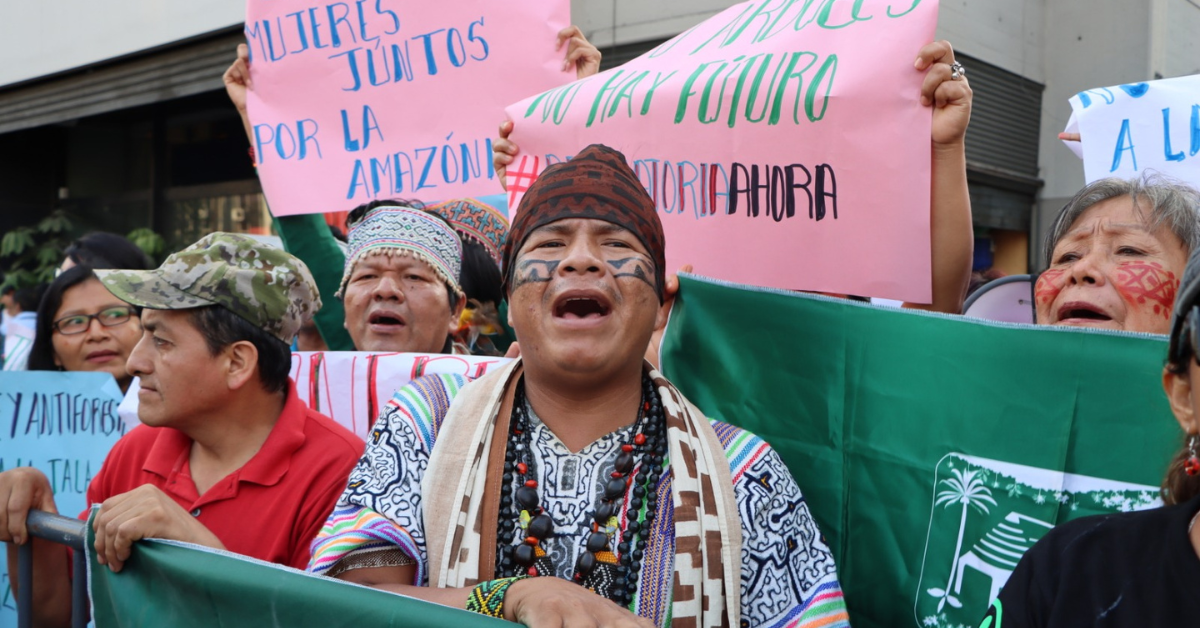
[336, 205, 463, 299]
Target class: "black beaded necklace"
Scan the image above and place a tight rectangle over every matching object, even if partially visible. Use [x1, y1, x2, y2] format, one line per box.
[495, 373, 669, 608]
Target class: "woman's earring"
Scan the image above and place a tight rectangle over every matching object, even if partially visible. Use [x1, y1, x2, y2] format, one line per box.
[1186, 435, 1200, 477]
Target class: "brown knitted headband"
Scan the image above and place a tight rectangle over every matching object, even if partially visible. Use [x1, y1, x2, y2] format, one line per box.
[502, 144, 665, 302]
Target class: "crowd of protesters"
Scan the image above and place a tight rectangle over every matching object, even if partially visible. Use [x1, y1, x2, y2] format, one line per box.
[0, 21, 1197, 628]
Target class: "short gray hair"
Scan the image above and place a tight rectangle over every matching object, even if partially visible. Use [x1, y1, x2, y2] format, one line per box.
[1043, 173, 1200, 266]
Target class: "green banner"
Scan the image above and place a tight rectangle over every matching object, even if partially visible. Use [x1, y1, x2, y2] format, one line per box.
[660, 275, 1179, 628]
[86, 512, 509, 627]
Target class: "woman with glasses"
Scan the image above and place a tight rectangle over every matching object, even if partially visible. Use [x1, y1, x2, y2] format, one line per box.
[978, 247, 1200, 627]
[27, 265, 142, 393]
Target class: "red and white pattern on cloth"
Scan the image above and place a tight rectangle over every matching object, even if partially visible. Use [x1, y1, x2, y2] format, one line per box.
[506, 154, 542, 210]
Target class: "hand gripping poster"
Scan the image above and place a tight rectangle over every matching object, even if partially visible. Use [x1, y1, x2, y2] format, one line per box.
[245, 0, 573, 215]
[504, 1, 939, 302]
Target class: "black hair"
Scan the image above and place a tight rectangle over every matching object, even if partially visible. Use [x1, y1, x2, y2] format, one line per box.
[1162, 432, 1200, 506]
[1164, 309, 1200, 505]
[28, 266, 100, 371]
[344, 198, 461, 312]
[63, 232, 153, 270]
[14, 283, 46, 313]
[1169, 299, 1200, 373]
[459, 238, 503, 307]
[1168, 338, 1191, 375]
[328, 224, 347, 243]
[186, 306, 292, 394]
[346, 198, 426, 229]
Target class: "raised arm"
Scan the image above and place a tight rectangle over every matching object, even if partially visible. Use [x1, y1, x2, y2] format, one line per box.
[906, 40, 974, 314]
[556, 25, 602, 78]
[494, 26, 601, 189]
[223, 44, 254, 144]
[222, 44, 356, 350]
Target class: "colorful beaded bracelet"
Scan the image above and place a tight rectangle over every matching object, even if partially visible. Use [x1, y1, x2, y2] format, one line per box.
[465, 575, 529, 619]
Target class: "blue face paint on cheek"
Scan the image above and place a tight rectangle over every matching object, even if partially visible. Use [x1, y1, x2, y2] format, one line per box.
[607, 257, 657, 291]
[510, 259, 561, 291]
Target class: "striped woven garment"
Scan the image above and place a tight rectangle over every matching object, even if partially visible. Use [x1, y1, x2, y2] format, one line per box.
[422, 359, 743, 628]
[307, 368, 850, 626]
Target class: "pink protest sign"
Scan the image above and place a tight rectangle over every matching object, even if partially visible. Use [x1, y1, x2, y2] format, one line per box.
[505, 1, 937, 301]
[244, 0, 571, 216]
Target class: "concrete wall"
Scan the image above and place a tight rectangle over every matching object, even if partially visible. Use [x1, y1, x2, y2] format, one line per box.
[1155, 0, 1200, 79]
[573, 0, 733, 49]
[1031, 0, 1156, 267]
[0, 0, 716, 88]
[0, 1, 243, 87]
[936, 0, 1045, 82]
[574, 0, 1050, 82]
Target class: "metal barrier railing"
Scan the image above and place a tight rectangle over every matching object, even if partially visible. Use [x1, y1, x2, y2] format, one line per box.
[17, 510, 88, 628]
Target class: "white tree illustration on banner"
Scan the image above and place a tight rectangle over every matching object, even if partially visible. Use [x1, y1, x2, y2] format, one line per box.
[928, 468, 997, 611]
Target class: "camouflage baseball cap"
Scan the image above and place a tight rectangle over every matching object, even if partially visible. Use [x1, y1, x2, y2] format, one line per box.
[95, 232, 321, 344]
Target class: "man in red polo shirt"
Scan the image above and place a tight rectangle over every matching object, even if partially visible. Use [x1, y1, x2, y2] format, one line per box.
[0, 233, 364, 627]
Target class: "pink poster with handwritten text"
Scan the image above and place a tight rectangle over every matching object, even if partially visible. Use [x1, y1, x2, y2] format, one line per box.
[245, 0, 571, 216]
[505, 1, 937, 302]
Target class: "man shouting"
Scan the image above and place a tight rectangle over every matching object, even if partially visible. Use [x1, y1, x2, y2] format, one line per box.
[310, 145, 849, 628]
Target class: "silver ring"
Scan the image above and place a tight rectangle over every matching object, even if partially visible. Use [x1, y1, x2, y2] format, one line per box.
[950, 61, 965, 81]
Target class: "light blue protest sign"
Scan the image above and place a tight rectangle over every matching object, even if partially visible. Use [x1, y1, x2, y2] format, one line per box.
[0, 372, 126, 622]
[1065, 73, 1200, 188]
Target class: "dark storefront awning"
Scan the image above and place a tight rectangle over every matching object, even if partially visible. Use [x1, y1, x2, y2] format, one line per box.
[0, 28, 244, 135]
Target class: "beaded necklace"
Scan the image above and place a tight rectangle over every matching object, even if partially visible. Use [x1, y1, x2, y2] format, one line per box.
[495, 374, 668, 608]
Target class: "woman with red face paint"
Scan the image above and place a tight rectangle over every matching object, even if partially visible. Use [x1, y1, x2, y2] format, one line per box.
[978, 246, 1200, 627]
[1035, 173, 1200, 334]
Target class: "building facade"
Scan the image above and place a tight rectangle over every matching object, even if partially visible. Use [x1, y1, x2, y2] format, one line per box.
[1, 0, 1198, 273]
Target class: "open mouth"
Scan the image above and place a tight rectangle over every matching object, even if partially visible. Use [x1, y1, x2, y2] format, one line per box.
[553, 296, 612, 319]
[368, 311, 406, 328]
[1057, 302, 1112, 323]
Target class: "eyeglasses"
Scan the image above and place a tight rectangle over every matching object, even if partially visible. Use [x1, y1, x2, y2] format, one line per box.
[53, 306, 135, 335]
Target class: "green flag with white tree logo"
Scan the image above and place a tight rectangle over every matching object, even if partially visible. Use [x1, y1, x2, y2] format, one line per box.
[86, 517, 508, 627]
[660, 275, 1178, 628]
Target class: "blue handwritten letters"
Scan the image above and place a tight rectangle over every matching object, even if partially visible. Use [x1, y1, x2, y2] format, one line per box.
[0, 372, 126, 621]
[244, 0, 571, 217]
[1068, 74, 1200, 189]
[501, 0, 939, 300]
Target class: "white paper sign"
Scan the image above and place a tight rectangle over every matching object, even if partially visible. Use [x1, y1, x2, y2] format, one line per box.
[1064, 74, 1200, 187]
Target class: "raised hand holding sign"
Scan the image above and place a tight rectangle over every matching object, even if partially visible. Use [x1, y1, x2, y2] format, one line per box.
[243, 0, 574, 216]
[501, 0, 942, 302]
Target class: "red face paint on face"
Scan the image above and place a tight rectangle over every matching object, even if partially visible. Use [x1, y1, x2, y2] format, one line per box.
[1035, 268, 1068, 306]
[1114, 261, 1180, 319]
